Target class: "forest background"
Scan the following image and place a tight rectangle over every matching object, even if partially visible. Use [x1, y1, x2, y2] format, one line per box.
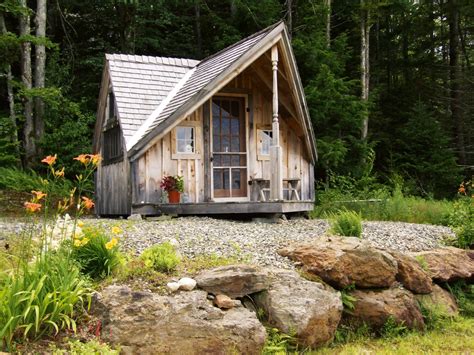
[0, 0, 473, 200]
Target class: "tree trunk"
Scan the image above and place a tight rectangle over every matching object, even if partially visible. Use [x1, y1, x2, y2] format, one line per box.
[448, 0, 465, 165]
[195, 0, 202, 58]
[34, 0, 47, 155]
[325, 0, 331, 47]
[0, 12, 20, 161]
[115, 0, 136, 53]
[360, 0, 370, 140]
[19, 0, 35, 167]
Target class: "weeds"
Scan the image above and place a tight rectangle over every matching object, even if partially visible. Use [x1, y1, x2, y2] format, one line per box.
[329, 209, 362, 238]
[140, 242, 181, 273]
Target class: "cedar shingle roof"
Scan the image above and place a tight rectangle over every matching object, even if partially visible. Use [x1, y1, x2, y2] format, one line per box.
[106, 54, 199, 141]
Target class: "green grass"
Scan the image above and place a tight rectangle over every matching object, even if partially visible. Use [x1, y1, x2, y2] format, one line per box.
[314, 316, 474, 354]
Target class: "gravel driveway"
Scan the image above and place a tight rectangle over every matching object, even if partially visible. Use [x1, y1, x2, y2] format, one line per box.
[88, 217, 454, 269]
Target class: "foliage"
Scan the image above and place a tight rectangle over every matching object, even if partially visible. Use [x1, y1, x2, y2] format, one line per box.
[329, 209, 362, 238]
[70, 226, 122, 280]
[159, 175, 184, 193]
[444, 183, 474, 249]
[50, 339, 119, 355]
[447, 280, 474, 318]
[261, 327, 300, 355]
[340, 284, 357, 312]
[140, 242, 181, 273]
[0, 253, 91, 350]
[379, 316, 408, 339]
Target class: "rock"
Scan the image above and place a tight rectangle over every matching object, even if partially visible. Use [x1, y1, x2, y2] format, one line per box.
[178, 277, 196, 291]
[253, 269, 343, 349]
[92, 285, 266, 354]
[410, 247, 474, 283]
[416, 284, 459, 317]
[279, 237, 398, 289]
[167, 282, 180, 292]
[127, 213, 142, 221]
[389, 251, 433, 294]
[345, 288, 425, 331]
[195, 265, 270, 298]
[214, 294, 235, 309]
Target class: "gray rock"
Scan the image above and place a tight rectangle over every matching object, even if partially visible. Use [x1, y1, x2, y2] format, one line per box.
[127, 213, 142, 221]
[92, 285, 266, 355]
[254, 269, 343, 349]
[195, 264, 270, 298]
[416, 284, 459, 317]
[178, 277, 196, 291]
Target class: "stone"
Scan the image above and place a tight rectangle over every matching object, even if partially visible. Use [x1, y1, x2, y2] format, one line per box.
[345, 288, 425, 331]
[92, 285, 266, 355]
[195, 265, 270, 298]
[416, 284, 459, 317]
[389, 251, 433, 294]
[166, 282, 180, 292]
[178, 277, 196, 291]
[214, 294, 235, 309]
[127, 213, 142, 221]
[253, 269, 343, 349]
[279, 237, 398, 289]
[410, 247, 474, 283]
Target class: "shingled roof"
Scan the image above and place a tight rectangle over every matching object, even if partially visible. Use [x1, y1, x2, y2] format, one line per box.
[106, 54, 199, 141]
[102, 21, 316, 162]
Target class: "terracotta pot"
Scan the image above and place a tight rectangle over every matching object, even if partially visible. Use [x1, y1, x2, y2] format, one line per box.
[168, 190, 181, 204]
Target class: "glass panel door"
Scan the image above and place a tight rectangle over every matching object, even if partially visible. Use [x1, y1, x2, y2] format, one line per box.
[212, 97, 247, 198]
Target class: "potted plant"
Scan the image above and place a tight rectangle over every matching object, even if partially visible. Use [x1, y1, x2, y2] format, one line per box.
[160, 175, 184, 203]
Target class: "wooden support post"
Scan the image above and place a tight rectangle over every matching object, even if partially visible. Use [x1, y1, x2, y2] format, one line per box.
[270, 45, 283, 201]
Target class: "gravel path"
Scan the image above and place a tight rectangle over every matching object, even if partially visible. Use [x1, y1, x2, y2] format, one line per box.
[0, 217, 454, 269]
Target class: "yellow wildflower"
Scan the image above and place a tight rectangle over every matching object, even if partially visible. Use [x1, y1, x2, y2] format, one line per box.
[111, 226, 122, 234]
[74, 239, 82, 247]
[105, 237, 118, 250]
[81, 237, 90, 246]
[77, 221, 84, 228]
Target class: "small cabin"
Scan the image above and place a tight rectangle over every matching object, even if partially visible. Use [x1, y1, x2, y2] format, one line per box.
[93, 22, 317, 216]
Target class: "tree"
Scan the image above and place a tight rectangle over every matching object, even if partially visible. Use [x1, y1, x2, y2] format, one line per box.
[34, 0, 47, 154]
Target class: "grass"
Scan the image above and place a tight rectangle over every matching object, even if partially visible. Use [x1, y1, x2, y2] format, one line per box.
[314, 316, 474, 354]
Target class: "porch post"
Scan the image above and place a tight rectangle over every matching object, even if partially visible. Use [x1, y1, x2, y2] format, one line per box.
[270, 45, 283, 200]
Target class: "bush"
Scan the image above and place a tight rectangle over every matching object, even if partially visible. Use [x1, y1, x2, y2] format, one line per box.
[0, 253, 91, 350]
[140, 242, 180, 273]
[445, 196, 474, 249]
[329, 209, 362, 238]
[71, 226, 122, 279]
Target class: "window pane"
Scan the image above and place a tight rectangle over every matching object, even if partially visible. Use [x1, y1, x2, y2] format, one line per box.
[177, 127, 186, 140]
[221, 100, 231, 117]
[231, 137, 240, 152]
[212, 101, 220, 116]
[213, 155, 221, 166]
[184, 139, 194, 153]
[221, 137, 229, 152]
[213, 117, 220, 134]
[222, 118, 230, 135]
[223, 169, 230, 190]
[232, 169, 241, 190]
[222, 155, 231, 166]
[213, 135, 220, 152]
[231, 118, 239, 135]
[231, 100, 239, 117]
[231, 155, 240, 166]
[213, 169, 222, 189]
[177, 140, 186, 153]
[261, 130, 272, 155]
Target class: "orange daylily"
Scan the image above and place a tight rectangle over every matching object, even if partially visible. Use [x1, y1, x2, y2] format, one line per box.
[31, 190, 47, 201]
[458, 183, 466, 195]
[24, 202, 42, 213]
[41, 154, 57, 166]
[81, 196, 95, 210]
[74, 154, 89, 165]
[90, 154, 101, 166]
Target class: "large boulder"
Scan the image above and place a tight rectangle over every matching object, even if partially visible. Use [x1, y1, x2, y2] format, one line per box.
[253, 269, 343, 349]
[389, 251, 433, 294]
[92, 285, 266, 355]
[279, 237, 398, 289]
[416, 284, 459, 317]
[345, 288, 425, 331]
[195, 264, 270, 298]
[410, 247, 474, 283]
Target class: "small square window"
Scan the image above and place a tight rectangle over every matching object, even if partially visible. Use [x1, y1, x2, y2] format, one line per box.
[176, 126, 195, 153]
[260, 130, 272, 155]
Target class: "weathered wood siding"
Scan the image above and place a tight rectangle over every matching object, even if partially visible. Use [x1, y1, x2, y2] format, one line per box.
[134, 66, 314, 204]
[133, 108, 204, 204]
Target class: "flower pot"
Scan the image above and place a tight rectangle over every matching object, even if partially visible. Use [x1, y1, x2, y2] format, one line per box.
[168, 190, 181, 204]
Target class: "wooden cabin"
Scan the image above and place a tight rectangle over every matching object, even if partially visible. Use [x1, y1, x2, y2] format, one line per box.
[93, 22, 317, 216]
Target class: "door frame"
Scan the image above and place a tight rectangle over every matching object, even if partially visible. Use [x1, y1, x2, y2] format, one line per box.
[210, 94, 250, 202]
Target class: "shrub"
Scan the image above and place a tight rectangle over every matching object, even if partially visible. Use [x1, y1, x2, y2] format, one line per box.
[140, 242, 180, 273]
[329, 209, 362, 238]
[444, 194, 474, 249]
[0, 253, 91, 350]
[71, 226, 122, 279]
[50, 339, 119, 354]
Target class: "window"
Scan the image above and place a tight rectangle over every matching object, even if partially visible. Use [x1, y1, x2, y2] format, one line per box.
[176, 126, 195, 153]
[107, 92, 116, 123]
[103, 125, 123, 164]
[260, 130, 273, 155]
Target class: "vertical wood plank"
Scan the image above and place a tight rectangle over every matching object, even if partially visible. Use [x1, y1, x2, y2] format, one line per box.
[203, 100, 211, 201]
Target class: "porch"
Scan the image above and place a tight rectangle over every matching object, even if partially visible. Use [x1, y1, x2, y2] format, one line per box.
[132, 200, 314, 216]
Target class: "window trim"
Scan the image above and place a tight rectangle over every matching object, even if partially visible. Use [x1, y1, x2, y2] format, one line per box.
[102, 122, 124, 165]
[257, 125, 272, 161]
[171, 121, 202, 160]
